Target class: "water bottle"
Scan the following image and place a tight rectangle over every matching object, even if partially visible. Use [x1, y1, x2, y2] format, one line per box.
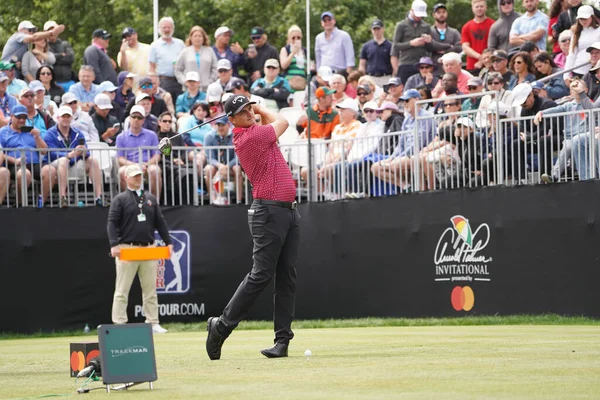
[83, 324, 90, 334]
[37, 194, 43, 208]
[78, 201, 85, 207]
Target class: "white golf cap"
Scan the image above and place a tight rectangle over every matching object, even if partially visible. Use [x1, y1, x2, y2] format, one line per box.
[455, 117, 475, 129]
[511, 83, 533, 107]
[363, 100, 379, 111]
[57, 106, 73, 117]
[335, 98, 359, 113]
[214, 26, 233, 38]
[411, 0, 428, 17]
[61, 92, 77, 105]
[18, 21, 36, 30]
[486, 101, 510, 117]
[94, 93, 113, 109]
[135, 93, 150, 104]
[43, 20, 58, 31]
[125, 72, 137, 78]
[586, 42, 600, 53]
[125, 164, 143, 177]
[217, 58, 232, 71]
[577, 5, 594, 19]
[317, 65, 333, 82]
[207, 84, 223, 103]
[185, 71, 200, 82]
[130, 105, 146, 117]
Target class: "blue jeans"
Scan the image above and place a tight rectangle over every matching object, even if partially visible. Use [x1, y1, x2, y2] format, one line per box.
[571, 132, 600, 180]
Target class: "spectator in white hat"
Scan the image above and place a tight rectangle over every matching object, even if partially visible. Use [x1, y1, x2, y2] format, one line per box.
[1, 21, 65, 66]
[207, 58, 233, 95]
[212, 26, 244, 77]
[61, 91, 99, 142]
[91, 93, 121, 146]
[124, 93, 158, 132]
[250, 58, 292, 109]
[175, 70, 206, 119]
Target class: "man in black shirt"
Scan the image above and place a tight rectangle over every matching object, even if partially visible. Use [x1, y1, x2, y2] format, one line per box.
[107, 164, 173, 334]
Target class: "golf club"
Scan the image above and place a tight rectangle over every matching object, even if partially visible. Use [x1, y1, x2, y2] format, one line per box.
[158, 114, 227, 156]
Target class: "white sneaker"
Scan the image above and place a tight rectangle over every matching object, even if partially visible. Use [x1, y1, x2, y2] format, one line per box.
[152, 324, 168, 334]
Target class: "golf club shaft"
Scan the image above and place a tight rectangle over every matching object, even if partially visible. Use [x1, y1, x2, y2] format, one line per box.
[168, 114, 227, 141]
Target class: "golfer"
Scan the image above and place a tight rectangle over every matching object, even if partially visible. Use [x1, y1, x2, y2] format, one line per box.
[107, 164, 173, 334]
[206, 95, 300, 360]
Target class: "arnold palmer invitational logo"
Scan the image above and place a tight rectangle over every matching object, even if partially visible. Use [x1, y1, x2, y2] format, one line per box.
[434, 215, 493, 284]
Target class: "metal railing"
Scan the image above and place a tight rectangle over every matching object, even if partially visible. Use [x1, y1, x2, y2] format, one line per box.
[2, 93, 599, 207]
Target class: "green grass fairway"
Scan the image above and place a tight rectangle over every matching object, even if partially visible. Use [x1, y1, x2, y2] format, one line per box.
[2, 325, 599, 399]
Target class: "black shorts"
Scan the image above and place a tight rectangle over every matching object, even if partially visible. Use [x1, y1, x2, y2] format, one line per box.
[9, 163, 46, 181]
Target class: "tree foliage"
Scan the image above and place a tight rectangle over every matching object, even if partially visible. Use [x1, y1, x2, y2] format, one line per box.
[0, 0, 537, 70]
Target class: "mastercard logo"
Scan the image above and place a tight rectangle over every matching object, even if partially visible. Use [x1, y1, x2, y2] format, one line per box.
[451, 286, 475, 311]
[70, 349, 100, 371]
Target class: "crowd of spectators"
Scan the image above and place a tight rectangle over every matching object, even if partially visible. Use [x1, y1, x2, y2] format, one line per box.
[1, 0, 600, 206]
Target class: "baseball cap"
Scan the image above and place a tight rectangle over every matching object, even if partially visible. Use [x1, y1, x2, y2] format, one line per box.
[19, 87, 34, 98]
[0, 61, 15, 70]
[225, 77, 247, 92]
[321, 11, 334, 20]
[531, 81, 544, 90]
[486, 101, 510, 117]
[456, 117, 475, 130]
[335, 98, 359, 113]
[315, 86, 336, 99]
[363, 101, 379, 111]
[416, 56, 434, 67]
[511, 83, 533, 107]
[99, 81, 118, 92]
[587, 42, 600, 52]
[250, 26, 265, 37]
[467, 77, 484, 87]
[433, 3, 447, 12]
[371, 19, 383, 29]
[399, 88, 422, 101]
[185, 71, 200, 82]
[491, 50, 508, 61]
[317, 66, 333, 82]
[577, 5, 594, 19]
[207, 85, 223, 103]
[215, 115, 230, 125]
[43, 21, 58, 31]
[139, 77, 153, 87]
[217, 59, 232, 71]
[121, 27, 135, 38]
[57, 106, 73, 117]
[376, 101, 399, 112]
[125, 164, 143, 177]
[264, 58, 280, 68]
[18, 21, 36, 30]
[590, 59, 600, 72]
[94, 93, 113, 109]
[214, 26, 233, 38]
[29, 80, 45, 92]
[0, 72, 8, 82]
[356, 84, 372, 94]
[224, 94, 256, 117]
[125, 72, 137, 78]
[383, 77, 402, 93]
[11, 104, 27, 117]
[61, 92, 77, 104]
[130, 105, 146, 117]
[135, 93, 150, 104]
[411, 0, 428, 17]
[93, 29, 111, 39]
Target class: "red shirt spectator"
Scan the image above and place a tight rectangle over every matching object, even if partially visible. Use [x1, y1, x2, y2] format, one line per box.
[461, 0, 495, 71]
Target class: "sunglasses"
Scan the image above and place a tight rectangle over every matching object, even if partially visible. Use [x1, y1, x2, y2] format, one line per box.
[514, 60, 523, 64]
[560, 38, 571, 43]
[251, 36, 261, 41]
[14, 115, 27, 120]
[364, 109, 378, 114]
[419, 65, 432, 69]
[40, 71, 52, 76]
[68, 100, 78, 105]
[160, 119, 172, 123]
[141, 84, 153, 89]
[218, 69, 229, 73]
[500, 0, 512, 5]
[357, 92, 368, 96]
[444, 103, 459, 107]
[21, 94, 34, 98]
[467, 86, 478, 90]
[266, 66, 278, 69]
[322, 17, 333, 22]
[488, 80, 502, 85]
[130, 115, 144, 120]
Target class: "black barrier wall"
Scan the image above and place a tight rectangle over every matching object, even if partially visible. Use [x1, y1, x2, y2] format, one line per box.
[1, 182, 600, 333]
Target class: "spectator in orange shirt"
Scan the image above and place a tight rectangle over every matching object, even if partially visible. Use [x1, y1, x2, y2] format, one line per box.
[297, 86, 340, 139]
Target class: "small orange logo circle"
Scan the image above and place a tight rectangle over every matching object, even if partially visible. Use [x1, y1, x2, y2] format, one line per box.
[451, 286, 475, 311]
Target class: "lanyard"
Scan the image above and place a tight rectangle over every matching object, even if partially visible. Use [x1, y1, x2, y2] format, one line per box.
[130, 190, 144, 214]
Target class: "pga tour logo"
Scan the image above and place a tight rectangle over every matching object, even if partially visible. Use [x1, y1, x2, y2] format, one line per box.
[153, 231, 191, 294]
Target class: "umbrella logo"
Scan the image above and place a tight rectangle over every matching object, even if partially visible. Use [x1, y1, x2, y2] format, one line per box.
[450, 216, 473, 247]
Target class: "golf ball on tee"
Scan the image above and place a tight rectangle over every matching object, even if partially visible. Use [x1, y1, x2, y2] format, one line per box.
[304, 349, 312, 357]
